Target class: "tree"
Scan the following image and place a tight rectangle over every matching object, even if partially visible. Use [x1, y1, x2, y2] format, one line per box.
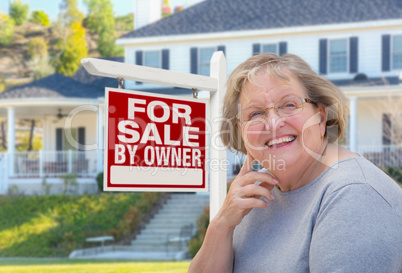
[84, 0, 121, 57]
[56, 22, 88, 76]
[9, 0, 29, 26]
[58, 0, 84, 26]
[55, 0, 87, 77]
[115, 13, 134, 31]
[0, 10, 15, 46]
[30, 10, 50, 26]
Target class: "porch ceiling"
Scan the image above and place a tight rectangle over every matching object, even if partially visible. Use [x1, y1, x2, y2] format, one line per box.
[0, 98, 103, 119]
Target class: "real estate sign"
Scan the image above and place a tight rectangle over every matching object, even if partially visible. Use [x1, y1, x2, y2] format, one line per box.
[104, 88, 208, 192]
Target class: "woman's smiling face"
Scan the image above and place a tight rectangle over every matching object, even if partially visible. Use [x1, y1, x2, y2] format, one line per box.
[238, 71, 326, 174]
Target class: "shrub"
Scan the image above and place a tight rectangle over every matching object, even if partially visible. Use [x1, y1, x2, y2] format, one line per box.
[188, 206, 209, 257]
[60, 173, 78, 195]
[0, 12, 15, 46]
[27, 37, 48, 59]
[26, 54, 55, 80]
[9, 0, 29, 26]
[382, 167, 402, 185]
[30, 10, 50, 26]
[96, 172, 103, 192]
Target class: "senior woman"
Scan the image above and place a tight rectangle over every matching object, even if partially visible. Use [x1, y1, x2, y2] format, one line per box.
[188, 53, 402, 273]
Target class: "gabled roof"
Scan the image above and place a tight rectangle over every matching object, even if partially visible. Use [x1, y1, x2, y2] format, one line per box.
[72, 57, 124, 89]
[0, 73, 103, 100]
[121, 0, 402, 39]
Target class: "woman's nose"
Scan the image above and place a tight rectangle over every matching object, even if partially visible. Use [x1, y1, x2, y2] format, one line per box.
[263, 109, 285, 132]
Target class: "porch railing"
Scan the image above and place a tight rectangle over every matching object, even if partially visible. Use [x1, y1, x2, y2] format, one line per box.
[12, 150, 98, 177]
[358, 145, 402, 168]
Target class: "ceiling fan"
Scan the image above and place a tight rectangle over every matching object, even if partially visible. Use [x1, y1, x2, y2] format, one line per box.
[53, 109, 68, 122]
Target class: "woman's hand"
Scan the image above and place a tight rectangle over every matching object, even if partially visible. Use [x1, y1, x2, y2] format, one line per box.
[215, 153, 278, 230]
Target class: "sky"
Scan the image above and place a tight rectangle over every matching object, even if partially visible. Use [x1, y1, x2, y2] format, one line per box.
[0, 0, 202, 20]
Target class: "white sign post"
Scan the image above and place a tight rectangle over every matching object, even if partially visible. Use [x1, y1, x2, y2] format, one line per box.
[81, 51, 227, 221]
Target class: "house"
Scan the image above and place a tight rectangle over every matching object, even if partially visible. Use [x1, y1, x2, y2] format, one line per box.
[1, 0, 402, 194]
[117, 0, 402, 171]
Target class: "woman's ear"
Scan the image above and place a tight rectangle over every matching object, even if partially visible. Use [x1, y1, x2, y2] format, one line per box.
[318, 104, 328, 138]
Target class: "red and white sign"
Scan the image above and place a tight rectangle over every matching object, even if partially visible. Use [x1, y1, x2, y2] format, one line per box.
[104, 88, 208, 192]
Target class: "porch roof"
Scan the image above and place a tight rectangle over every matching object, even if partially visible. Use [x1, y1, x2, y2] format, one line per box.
[0, 73, 104, 100]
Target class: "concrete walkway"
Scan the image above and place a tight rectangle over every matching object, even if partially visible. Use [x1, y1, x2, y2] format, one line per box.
[71, 249, 188, 261]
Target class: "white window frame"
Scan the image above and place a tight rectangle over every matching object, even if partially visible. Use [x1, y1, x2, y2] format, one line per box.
[328, 38, 349, 74]
[261, 43, 278, 54]
[392, 35, 402, 70]
[144, 50, 161, 69]
[199, 47, 216, 76]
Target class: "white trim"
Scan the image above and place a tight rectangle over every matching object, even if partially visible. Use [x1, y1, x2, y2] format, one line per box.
[117, 19, 402, 46]
[341, 85, 402, 98]
[0, 98, 103, 107]
[7, 107, 15, 176]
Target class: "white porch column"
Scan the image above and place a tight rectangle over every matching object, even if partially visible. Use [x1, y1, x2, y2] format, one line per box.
[349, 97, 358, 153]
[97, 104, 104, 174]
[7, 107, 15, 176]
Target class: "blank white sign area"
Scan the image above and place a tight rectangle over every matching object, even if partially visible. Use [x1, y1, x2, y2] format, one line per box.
[110, 166, 203, 185]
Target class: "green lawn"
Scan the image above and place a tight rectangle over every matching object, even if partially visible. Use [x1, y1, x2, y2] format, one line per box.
[0, 259, 191, 273]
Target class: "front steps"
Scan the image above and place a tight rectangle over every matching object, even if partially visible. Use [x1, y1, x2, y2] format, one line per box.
[130, 193, 209, 258]
[69, 193, 209, 260]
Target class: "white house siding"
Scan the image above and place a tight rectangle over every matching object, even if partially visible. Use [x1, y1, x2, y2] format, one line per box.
[123, 24, 402, 89]
[119, 20, 402, 175]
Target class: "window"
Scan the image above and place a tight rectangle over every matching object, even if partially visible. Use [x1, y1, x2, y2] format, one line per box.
[329, 39, 348, 73]
[63, 128, 78, 151]
[144, 51, 161, 68]
[199, 47, 215, 76]
[262, 44, 277, 54]
[56, 127, 85, 152]
[392, 35, 402, 70]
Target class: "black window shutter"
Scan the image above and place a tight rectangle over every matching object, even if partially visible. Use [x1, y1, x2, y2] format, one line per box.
[382, 113, 392, 145]
[382, 35, 391, 72]
[56, 128, 63, 151]
[78, 127, 85, 150]
[252, 43, 261, 55]
[190, 47, 198, 74]
[279, 42, 287, 56]
[349, 37, 358, 73]
[217, 45, 225, 56]
[135, 50, 143, 84]
[319, 39, 328, 75]
[162, 49, 169, 70]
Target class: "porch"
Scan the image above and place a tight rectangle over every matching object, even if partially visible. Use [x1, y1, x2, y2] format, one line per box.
[0, 150, 102, 195]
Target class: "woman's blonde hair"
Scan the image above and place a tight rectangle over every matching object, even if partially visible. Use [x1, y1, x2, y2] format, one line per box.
[220, 53, 349, 154]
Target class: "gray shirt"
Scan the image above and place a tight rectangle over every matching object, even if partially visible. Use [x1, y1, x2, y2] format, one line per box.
[233, 157, 402, 273]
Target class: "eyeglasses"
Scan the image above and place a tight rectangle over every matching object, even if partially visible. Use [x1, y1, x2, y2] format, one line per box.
[236, 97, 317, 126]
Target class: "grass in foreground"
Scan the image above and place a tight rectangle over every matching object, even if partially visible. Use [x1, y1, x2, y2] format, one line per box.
[0, 259, 190, 273]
